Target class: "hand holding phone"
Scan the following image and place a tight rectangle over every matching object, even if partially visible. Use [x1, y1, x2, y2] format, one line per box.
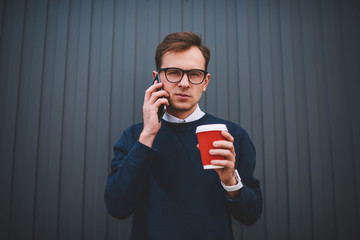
[153, 73, 165, 122]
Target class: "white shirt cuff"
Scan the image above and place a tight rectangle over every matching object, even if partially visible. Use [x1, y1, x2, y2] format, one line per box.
[221, 169, 243, 192]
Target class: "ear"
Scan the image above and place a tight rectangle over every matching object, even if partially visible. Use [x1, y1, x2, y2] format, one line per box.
[152, 71, 158, 80]
[202, 73, 210, 92]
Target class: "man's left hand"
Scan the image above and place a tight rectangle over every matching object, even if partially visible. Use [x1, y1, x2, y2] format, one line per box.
[208, 131, 240, 198]
[209, 131, 237, 184]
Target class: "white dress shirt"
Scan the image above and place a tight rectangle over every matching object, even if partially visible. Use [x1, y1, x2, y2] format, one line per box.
[162, 104, 205, 123]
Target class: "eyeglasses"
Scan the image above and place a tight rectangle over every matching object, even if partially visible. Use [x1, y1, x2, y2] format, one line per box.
[158, 67, 208, 85]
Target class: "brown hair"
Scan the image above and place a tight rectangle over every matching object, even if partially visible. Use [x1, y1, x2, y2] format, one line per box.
[155, 31, 211, 70]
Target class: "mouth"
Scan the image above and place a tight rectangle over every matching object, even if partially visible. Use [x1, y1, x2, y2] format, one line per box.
[174, 93, 191, 100]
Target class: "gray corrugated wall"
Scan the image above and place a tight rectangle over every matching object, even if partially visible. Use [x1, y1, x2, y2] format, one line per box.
[0, 0, 359, 239]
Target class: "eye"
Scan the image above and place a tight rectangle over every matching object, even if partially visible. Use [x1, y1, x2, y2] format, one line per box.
[189, 70, 202, 77]
[167, 69, 182, 76]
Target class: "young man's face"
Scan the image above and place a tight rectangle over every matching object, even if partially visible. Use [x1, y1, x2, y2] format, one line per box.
[153, 46, 210, 119]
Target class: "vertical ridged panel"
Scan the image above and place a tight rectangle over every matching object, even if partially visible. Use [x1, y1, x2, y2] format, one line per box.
[0, 0, 359, 239]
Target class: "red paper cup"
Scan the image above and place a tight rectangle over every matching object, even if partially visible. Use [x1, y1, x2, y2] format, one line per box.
[196, 124, 228, 169]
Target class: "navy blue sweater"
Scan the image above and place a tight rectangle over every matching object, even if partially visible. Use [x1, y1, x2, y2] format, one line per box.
[104, 114, 262, 239]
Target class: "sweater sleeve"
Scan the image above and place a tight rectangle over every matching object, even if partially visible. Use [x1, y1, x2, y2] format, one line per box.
[104, 131, 156, 220]
[224, 130, 263, 226]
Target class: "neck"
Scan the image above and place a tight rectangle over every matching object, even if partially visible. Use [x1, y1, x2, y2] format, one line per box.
[165, 106, 197, 120]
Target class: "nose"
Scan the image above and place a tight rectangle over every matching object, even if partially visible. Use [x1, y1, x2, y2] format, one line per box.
[178, 73, 191, 88]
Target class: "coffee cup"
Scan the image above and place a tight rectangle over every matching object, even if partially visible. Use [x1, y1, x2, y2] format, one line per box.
[196, 124, 228, 169]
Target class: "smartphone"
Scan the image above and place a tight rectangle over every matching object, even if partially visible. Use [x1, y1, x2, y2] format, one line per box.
[153, 73, 165, 122]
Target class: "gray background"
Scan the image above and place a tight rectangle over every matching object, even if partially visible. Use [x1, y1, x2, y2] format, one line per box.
[0, 0, 359, 239]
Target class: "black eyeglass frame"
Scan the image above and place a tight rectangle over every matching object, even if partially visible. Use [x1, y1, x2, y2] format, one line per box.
[158, 67, 208, 85]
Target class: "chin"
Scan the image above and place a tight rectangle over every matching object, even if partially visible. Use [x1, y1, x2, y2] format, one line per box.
[168, 103, 195, 114]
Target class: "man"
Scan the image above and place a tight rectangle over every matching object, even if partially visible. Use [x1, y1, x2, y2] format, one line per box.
[104, 31, 262, 239]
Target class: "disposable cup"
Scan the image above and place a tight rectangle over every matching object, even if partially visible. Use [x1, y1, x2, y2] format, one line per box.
[196, 124, 228, 169]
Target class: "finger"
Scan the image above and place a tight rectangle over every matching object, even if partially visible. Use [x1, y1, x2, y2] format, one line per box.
[144, 82, 164, 101]
[221, 130, 234, 143]
[151, 92, 169, 108]
[154, 97, 169, 108]
[210, 159, 235, 169]
[147, 82, 162, 94]
[146, 91, 168, 107]
[213, 140, 236, 156]
[209, 149, 234, 161]
[151, 89, 169, 101]
[213, 140, 233, 149]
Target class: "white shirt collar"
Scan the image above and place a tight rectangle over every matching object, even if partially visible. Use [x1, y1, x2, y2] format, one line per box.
[163, 104, 205, 123]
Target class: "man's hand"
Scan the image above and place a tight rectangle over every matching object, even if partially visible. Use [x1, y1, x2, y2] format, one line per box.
[138, 81, 169, 147]
[209, 131, 240, 198]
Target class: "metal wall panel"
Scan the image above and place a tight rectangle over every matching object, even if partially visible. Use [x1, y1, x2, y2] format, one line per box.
[0, 0, 359, 239]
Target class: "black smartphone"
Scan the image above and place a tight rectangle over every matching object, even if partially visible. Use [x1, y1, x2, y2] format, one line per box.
[154, 73, 165, 122]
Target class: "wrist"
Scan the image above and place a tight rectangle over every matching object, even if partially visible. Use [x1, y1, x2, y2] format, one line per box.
[139, 130, 156, 148]
[221, 170, 243, 192]
[223, 174, 237, 186]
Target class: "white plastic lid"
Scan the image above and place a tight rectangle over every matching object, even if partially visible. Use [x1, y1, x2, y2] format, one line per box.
[196, 124, 228, 133]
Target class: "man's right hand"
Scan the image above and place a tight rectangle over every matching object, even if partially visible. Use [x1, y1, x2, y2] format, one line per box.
[138, 81, 169, 147]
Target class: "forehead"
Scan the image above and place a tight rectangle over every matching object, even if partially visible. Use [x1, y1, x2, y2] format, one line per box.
[161, 46, 206, 70]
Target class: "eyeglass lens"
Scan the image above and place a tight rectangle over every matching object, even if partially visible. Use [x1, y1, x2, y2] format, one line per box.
[165, 68, 205, 84]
